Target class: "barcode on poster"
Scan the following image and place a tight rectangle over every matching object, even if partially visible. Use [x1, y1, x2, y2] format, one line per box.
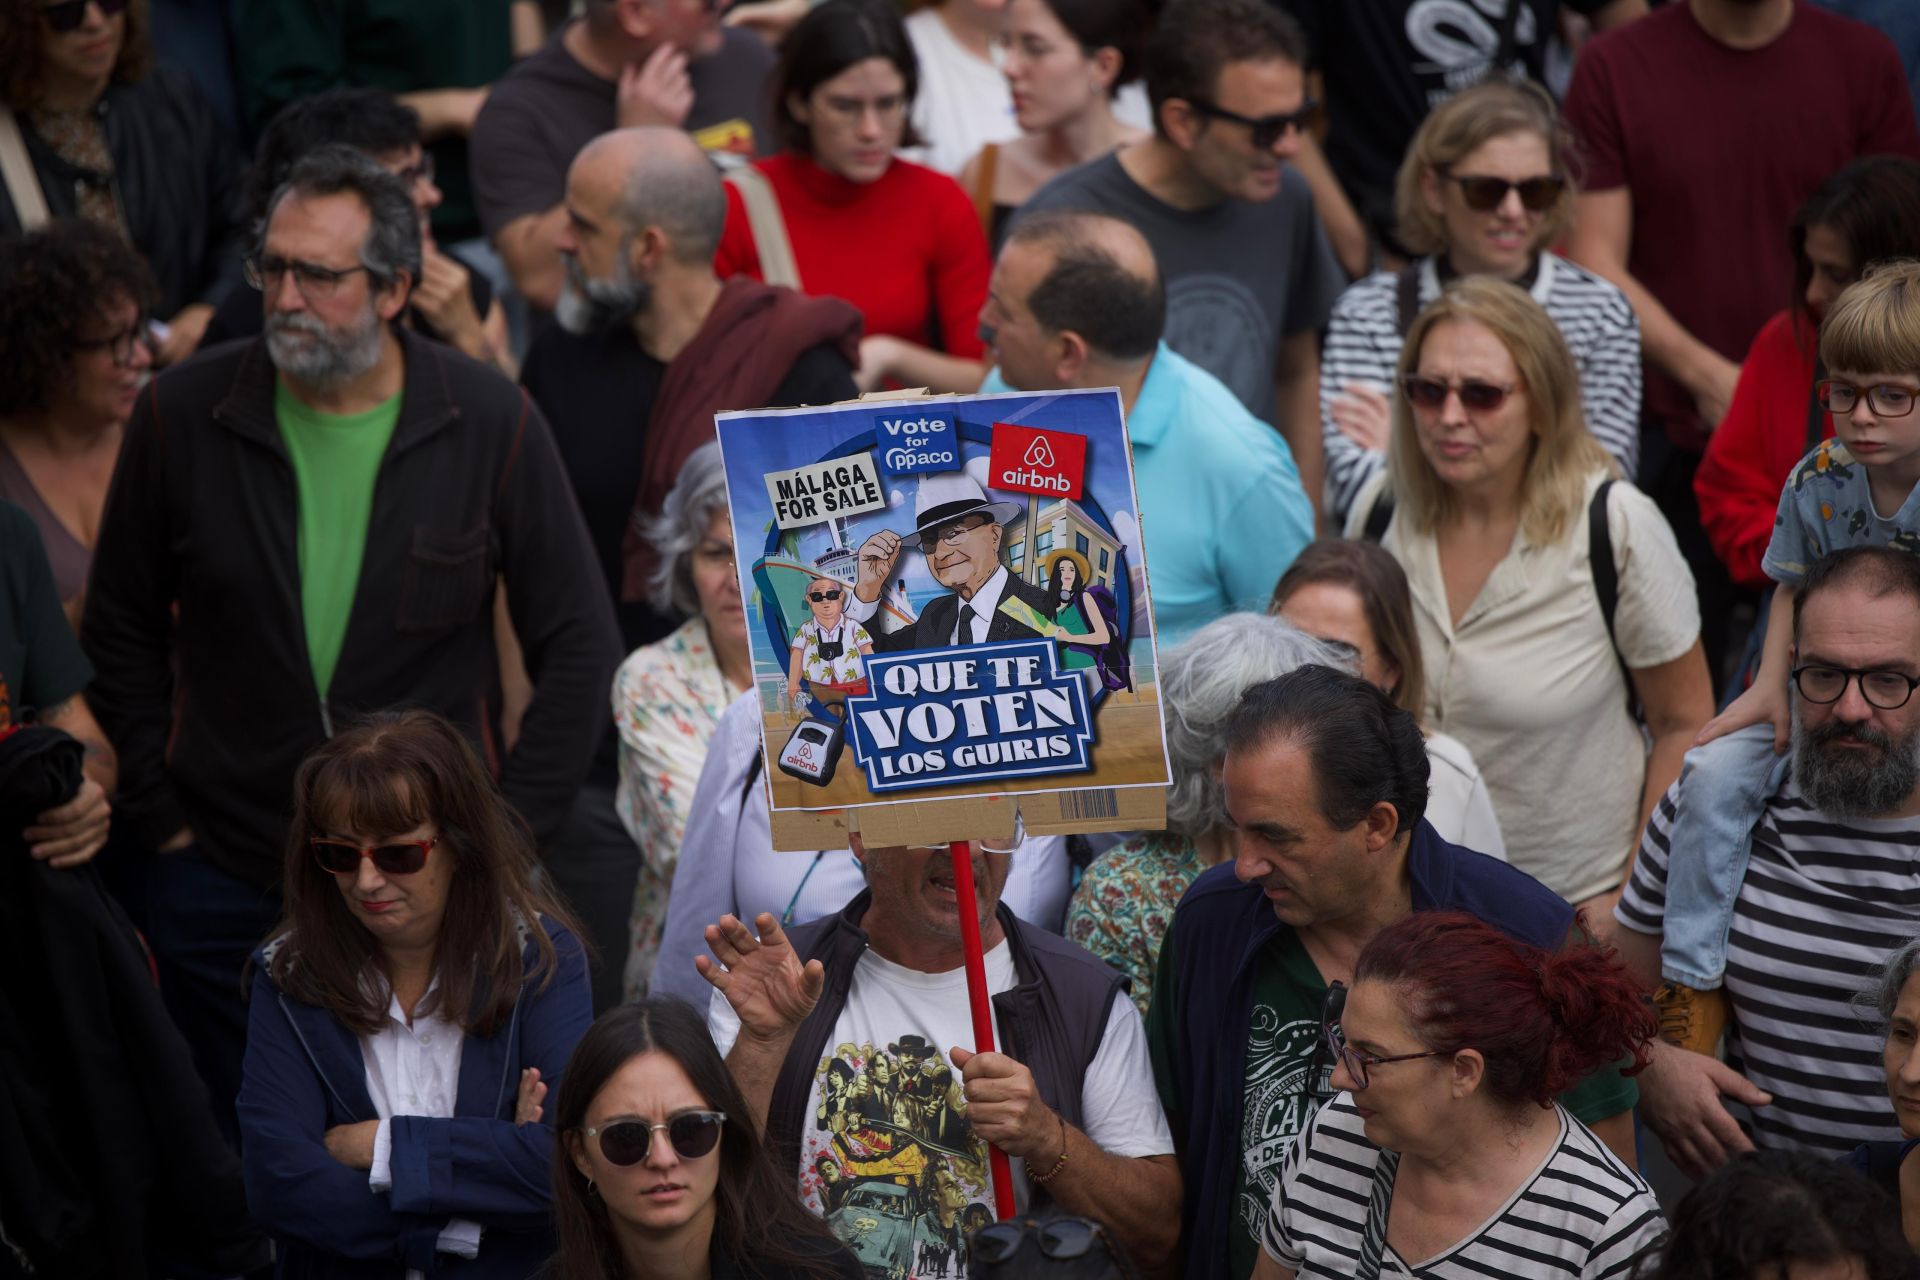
[1060, 789, 1119, 820]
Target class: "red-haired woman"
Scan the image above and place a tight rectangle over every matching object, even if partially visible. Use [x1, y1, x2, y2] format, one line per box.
[1253, 912, 1666, 1280]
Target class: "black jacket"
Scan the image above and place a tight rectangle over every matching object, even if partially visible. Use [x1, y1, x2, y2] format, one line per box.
[874, 570, 1057, 653]
[0, 67, 248, 319]
[82, 330, 622, 889]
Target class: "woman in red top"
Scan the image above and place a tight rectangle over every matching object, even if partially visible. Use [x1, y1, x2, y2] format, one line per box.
[713, 0, 991, 393]
[1695, 157, 1920, 587]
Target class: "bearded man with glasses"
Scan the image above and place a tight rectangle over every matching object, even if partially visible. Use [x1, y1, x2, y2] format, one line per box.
[82, 144, 619, 1145]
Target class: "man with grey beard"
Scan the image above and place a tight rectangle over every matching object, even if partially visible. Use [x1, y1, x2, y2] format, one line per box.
[81, 145, 620, 1141]
[1609, 546, 1920, 1178]
[520, 127, 859, 1010]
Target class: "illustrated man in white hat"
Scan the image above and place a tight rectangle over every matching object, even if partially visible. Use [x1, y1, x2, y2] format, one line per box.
[841, 472, 1058, 651]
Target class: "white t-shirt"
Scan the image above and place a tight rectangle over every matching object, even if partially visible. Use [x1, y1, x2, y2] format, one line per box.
[1355, 471, 1699, 901]
[709, 938, 1172, 1278]
[902, 7, 1020, 176]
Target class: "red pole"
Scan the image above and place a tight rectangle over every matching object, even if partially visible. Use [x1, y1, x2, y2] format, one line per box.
[948, 839, 1018, 1220]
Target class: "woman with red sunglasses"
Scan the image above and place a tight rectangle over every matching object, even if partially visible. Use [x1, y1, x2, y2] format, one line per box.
[1346, 276, 1712, 920]
[238, 709, 594, 1279]
[551, 999, 860, 1280]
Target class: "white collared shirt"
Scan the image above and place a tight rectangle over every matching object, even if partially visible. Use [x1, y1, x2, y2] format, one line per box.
[361, 974, 482, 1273]
[951, 566, 1010, 644]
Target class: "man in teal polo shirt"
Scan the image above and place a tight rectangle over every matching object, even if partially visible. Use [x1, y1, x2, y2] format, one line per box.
[977, 210, 1313, 645]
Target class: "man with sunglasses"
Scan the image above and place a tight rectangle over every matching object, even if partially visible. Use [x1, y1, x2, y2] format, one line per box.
[698, 827, 1180, 1275]
[1017, 0, 1343, 520]
[82, 145, 620, 1143]
[1609, 547, 1920, 1179]
[1145, 666, 1638, 1279]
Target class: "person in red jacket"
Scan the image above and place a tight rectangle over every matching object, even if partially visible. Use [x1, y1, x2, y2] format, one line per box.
[1696, 157, 1920, 589]
[713, 0, 991, 393]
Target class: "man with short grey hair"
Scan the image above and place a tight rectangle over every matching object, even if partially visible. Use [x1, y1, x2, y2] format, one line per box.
[82, 145, 622, 1137]
[522, 127, 860, 1007]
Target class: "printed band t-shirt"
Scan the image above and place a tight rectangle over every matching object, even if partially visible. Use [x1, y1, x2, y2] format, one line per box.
[275, 382, 402, 698]
[708, 938, 1173, 1280]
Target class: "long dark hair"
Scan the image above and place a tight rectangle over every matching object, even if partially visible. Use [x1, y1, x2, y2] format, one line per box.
[1790, 156, 1920, 342]
[770, 0, 922, 153]
[551, 1000, 850, 1280]
[1637, 1150, 1919, 1280]
[264, 709, 581, 1037]
[1271, 539, 1427, 721]
[1047, 556, 1084, 605]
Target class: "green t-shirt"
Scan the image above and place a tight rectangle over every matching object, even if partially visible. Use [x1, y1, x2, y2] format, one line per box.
[1147, 919, 1641, 1280]
[275, 381, 402, 698]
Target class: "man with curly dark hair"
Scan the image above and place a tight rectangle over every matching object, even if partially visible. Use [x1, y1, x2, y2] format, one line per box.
[0, 219, 154, 616]
[0, 0, 245, 364]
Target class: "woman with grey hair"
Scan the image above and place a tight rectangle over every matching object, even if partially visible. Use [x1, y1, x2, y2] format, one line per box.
[1065, 614, 1350, 1016]
[1842, 936, 1920, 1233]
[611, 442, 751, 998]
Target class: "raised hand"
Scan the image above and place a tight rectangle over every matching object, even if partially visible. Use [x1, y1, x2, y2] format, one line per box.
[854, 530, 902, 603]
[696, 912, 826, 1045]
[1330, 382, 1393, 453]
[516, 1067, 547, 1126]
[616, 43, 694, 130]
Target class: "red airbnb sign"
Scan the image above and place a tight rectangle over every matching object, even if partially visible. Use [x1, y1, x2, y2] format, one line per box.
[988, 423, 1087, 500]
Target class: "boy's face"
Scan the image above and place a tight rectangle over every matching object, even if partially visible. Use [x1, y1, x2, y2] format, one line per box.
[1828, 369, 1920, 473]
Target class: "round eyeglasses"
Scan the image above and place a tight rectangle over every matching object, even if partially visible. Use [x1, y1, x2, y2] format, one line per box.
[583, 1111, 726, 1166]
[1792, 664, 1920, 710]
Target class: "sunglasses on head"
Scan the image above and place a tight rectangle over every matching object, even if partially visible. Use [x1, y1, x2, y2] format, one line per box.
[808, 588, 843, 602]
[1442, 172, 1566, 213]
[40, 0, 127, 34]
[1401, 374, 1517, 414]
[310, 836, 437, 876]
[584, 1111, 726, 1166]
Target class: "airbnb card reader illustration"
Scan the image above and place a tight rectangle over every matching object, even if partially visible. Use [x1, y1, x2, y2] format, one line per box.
[778, 713, 846, 787]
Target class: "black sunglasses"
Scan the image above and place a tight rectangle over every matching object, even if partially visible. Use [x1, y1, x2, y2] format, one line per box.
[40, 0, 126, 33]
[1187, 96, 1319, 150]
[311, 836, 437, 877]
[1402, 374, 1517, 414]
[808, 588, 843, 602]
[1441, 171, 1566, 213]
[584, 1111, 726, 1166]
[971, 1217, 1135, 1273]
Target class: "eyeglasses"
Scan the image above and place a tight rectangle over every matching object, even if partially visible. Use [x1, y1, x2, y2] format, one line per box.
[808, 588, 843, 602]
[75, 318, 151, 367]
[1792, 664, 1920, 710]
[583, 1111, 726, 1166]
[1321, 981, 1450, 1090]
[1440, 172, 1566, 213]
[1186, 97, 1319, 150]
[311, 836, 438, 876]
[40, 0, 127, 34]
[391, 152, 436, 187]
[916, 513, 991, 553]
[971, 1218, 1135, 1273]
[244, 253, 375, 299]
[817, 93, 908, 126]
[1402, 374, 1518, 414]
[1817, 380, 1920, 418]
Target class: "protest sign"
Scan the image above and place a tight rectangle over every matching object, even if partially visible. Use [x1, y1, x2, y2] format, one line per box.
[714, 388, 1170, 845]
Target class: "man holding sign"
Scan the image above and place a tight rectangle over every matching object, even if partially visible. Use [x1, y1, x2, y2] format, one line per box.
[842, 473, 1059, 652]
[697, 832, 1180, 1277]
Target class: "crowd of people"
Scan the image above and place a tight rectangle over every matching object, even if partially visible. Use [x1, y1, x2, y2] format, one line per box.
[7, 0, 1920, 1277]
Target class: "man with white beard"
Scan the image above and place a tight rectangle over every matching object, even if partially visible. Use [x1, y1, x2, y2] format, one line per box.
[81, 145, 620, 1141]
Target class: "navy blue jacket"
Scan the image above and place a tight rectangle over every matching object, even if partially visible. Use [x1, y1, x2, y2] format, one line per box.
[238, 917, 591, 1278]
[1153, 821, 1578, 1279]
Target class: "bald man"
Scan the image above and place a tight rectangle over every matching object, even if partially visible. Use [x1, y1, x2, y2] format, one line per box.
[978, 210, 1313, 645]
[520, 127, 861, 1007]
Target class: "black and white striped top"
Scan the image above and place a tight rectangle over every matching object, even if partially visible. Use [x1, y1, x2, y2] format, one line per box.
[1320, 253, 1643, 522]
[1261, 1097, 1664, 1279]
[1617, 775, 1920, 1154]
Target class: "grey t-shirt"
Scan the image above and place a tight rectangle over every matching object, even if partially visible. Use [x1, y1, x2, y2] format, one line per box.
[470, 24, 775, 238]
[1021, 153, 1344, 422]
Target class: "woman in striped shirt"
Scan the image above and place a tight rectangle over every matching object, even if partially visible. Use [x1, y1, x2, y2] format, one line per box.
[1320, 79, 1641, 524]
[1255, 912, 1666, 1280]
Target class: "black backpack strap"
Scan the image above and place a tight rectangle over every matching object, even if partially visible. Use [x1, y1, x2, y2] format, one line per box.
[1361, 488, 1395, 542]
[1807, 355, 1829, 452]
[1589, 479, 1619, 648]
[1394, 260, 1423, 339]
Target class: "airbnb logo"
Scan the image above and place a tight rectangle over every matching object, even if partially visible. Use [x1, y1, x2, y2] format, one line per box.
[989, 423, 1086, 499]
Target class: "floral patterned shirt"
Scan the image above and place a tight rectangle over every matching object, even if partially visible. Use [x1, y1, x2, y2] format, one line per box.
[1065, 833, 1207, 1017]
[791, 617, 873, 686]
[612, 617, 738, 996]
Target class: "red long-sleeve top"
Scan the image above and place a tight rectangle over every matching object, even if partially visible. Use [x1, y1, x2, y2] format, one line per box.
[1695, 309, 1835, 588]
[714, 151, 989, 359]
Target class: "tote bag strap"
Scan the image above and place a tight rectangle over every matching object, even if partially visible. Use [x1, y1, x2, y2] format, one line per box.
[0, 106, 51, 230]
[725, 166, 802, 291]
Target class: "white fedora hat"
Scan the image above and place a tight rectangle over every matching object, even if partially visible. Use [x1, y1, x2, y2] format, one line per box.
[901, 472, 1022, 545]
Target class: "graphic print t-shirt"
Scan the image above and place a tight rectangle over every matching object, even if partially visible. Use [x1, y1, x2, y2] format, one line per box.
[710, 938, 1172, 1280]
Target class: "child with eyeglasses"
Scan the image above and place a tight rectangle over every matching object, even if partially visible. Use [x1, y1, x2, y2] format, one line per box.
[1654, 261, 1920, 1052]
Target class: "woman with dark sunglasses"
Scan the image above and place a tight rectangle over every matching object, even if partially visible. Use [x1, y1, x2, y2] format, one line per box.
[1347, 276, 1713, 919]
[238, 709, 594, 1279]
[1320, 79, 1641, 526]
[0, 0, 245, 365]
[551, 999, 861, 1280]
[1254, 911, 1664, 1280]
